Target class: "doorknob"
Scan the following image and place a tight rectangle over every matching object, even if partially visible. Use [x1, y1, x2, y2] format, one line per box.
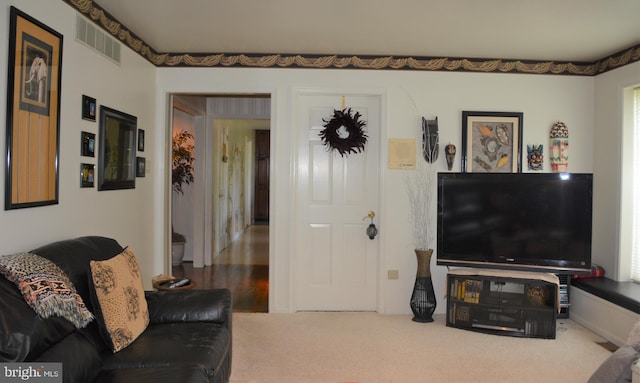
[362, 211, 378, 240]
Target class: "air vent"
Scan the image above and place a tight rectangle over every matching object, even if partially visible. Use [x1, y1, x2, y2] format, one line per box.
[75, 14, 121, 64]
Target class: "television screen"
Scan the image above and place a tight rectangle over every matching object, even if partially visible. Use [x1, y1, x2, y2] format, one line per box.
[436, 172, 593, 274]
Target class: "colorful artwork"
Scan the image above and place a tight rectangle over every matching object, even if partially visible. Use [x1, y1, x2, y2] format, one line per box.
[472, 122, 513, 172]
[550, 122, 569, 173]
[527, 145, 543, 171]
[461, 111, 522, 173]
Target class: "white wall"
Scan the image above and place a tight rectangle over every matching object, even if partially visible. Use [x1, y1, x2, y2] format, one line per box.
[4, 0, 633, 315]
[593, 61, 640, 280]
[157, 68, 595, 314]
[0, 1, 159, 288]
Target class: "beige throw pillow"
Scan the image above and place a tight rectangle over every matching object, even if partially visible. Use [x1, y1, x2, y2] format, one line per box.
[90, 247, 149, 352]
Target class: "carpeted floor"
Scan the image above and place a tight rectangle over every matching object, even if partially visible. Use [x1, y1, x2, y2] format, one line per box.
[230, 312, 612, 383]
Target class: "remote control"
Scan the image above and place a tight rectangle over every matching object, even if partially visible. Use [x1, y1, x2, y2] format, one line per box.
[168, 278, 190, 288]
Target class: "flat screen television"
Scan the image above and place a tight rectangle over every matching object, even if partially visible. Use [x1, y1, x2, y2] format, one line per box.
[436, 172, 593, 274]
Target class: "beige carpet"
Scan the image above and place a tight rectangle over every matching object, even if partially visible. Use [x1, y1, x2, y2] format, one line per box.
[230, 312, 612, 383]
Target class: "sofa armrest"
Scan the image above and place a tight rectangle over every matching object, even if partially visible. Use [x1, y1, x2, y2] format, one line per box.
[145, 289, 232, 330]
[588, 345, 639, 383]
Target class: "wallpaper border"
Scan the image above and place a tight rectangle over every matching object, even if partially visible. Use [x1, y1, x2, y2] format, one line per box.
[64, 0, 640, 76]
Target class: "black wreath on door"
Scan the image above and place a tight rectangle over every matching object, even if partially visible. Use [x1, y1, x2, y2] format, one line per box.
[319, 108, 367, 157]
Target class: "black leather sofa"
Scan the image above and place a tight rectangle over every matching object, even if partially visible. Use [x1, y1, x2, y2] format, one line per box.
[0, 236, 232, 383]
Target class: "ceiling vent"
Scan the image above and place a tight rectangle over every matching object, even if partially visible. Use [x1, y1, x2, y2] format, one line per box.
[75, 14, 121, 64]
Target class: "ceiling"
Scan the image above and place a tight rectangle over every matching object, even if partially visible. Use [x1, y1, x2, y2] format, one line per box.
[92, 0, 640, 63]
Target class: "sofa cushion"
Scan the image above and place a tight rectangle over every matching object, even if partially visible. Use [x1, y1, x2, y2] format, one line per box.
[102, 322, 230, 378]
[0, 277, 77, 362]
[588, 344, 639, 383]
[1, 237, 125, 362]
[627, 319, 640, 351]
[32, 236, 125, 314]
[89, 247, 149, 352]
[146, 289, 233, 326]
[32, 236, 127, 355]
[32, 331, 103, 383]
[0, 252, 93, 328]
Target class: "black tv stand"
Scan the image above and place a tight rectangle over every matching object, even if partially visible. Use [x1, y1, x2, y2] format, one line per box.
[446, 269, 558, 339]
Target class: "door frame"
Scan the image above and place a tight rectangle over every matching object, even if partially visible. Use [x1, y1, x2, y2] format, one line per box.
[166, 94, 271, 259]
[290, 87, 388, 312]
[162, 88, 386, 313]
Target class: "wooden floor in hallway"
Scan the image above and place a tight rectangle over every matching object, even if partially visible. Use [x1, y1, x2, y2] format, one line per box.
[172, 225, 269, 313]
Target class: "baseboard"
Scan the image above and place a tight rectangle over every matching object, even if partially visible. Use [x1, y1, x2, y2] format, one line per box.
[570, 287, 640, 346]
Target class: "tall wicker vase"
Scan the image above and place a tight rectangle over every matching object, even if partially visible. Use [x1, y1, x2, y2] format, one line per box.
[410, 249, 437, 322]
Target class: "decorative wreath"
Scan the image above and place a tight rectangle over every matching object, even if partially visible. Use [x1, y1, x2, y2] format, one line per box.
[319, 108, 368, 157]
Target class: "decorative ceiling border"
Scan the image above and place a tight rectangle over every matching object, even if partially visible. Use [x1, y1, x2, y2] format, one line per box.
[64, 0, 639, 76]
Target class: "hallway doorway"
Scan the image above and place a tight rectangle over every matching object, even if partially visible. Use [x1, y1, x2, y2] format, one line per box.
[170, 94, 271, 313]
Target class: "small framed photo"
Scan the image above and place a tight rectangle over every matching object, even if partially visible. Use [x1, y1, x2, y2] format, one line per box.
[80, 163, 95, 188]
[136, 157, 146, 177]
[461, 111, 523, 173]
[138, 129, 145, 152]
[81, 131, 95, 157]
[82, 95, 96, 121]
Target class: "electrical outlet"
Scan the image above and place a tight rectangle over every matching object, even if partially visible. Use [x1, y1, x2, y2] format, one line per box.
[387, 270, 399, 280]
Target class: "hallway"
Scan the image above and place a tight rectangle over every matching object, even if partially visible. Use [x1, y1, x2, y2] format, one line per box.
[172, 225, 269, 312]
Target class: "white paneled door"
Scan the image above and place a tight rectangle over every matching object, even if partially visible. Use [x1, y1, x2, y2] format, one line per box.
[295, 93, 380, 311]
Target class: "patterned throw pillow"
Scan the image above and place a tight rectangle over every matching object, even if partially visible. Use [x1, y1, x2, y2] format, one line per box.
[89, 247, 149, 352]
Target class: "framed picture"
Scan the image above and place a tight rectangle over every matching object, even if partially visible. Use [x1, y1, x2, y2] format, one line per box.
[82, 95, 96, 121]
[5, 7, 63, 210]
[98, 106, 137, 190]
[80, 164, 95, 188]
[137, 129, 145, 151]
[136, 157, 146, 177]
[461, 111, 523, 173]
[81, 131, 95, 157]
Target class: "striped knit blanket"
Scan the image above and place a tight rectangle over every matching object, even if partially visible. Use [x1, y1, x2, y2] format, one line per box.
[0, 252, 93, 328]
